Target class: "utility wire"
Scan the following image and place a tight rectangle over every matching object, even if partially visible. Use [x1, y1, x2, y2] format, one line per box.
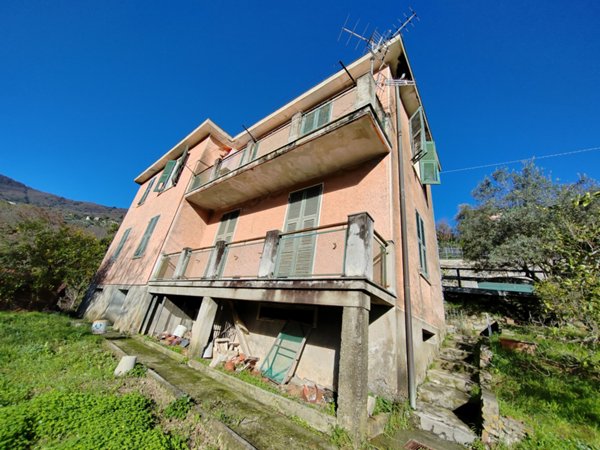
[443, 146, 600, 174]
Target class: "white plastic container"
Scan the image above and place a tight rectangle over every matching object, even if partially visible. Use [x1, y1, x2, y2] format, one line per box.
[173, 324, 187, 338]
[91, 320, 109, 334]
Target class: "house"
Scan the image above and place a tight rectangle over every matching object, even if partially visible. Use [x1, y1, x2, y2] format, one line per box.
[82, 35, 444, 438]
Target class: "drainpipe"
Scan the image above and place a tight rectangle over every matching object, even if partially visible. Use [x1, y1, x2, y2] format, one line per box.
[395, 85, 416, 409]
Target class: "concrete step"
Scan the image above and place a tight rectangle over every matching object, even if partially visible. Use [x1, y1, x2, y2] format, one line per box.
[415, 401, 477, 446]
[417, 382, 471, 410]
[439, 347, 471, 361]
[434, 358, 477, 374]
[426, 369, 474, 393]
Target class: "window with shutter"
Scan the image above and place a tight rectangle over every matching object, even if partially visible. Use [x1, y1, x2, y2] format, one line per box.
[416, 211, 428, 276]
[419, 141, 441, 185]
[409, 107, 425, 158]
[166, 145, 189, 189]
[111, 228, 131, 261]
[133, 215, 160, 258]
[275, 185, 322, 277]
[214, 210, 240, 244]
[138, 178, 155, 206]
[300, 102, 332, 136]
[154, 161, 177, 192]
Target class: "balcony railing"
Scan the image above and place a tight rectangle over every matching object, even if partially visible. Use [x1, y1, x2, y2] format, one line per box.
[153, 213, 393, 291]
[186, 76, 390, 197]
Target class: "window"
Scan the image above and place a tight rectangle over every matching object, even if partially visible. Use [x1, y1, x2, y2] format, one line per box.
[275, 185, 322, 277]
[111, 228, 131, 261]
[133, 215, 160, 258]
[301, 102, 332, 135]
[409, 107, 425, 158]
[138, 178, 155, 206]
[214, 210, 240, 244]
[416, 211, 428, 276]
[154, 145, 189, 192]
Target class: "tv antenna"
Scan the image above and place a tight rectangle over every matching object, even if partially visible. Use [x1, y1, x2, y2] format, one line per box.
[339, 7, 419, 74]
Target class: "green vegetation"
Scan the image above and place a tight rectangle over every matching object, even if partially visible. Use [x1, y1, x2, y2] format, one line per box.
[0, 218, 113, 311]
[164, 396, 194, 420]
[372, 397, 412, 436]
[489, 324, 600, 449]
[0, 312, 187, 449]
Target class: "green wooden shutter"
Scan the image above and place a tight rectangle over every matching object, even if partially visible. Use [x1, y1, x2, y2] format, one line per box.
[301, 110, 317, 135]
[260, 321, 310, 384]
[138, 178, 155, 206]
[112, 228, 131, 260]
[316, 102, 332, 128]
[155, 160, 177, 192]
[419, 141, 441, 185]
[170, 145, 189, 187]
[275, 185, 322, 277]
[416, 212, 428, 275]
[214, 210, 239, 244]
[409, 107, 425, 157]
[133, 215, 160, 258]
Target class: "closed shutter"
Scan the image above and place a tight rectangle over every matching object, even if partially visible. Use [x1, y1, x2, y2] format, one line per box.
[133, 215, 160, 258]
[112, 228, 131, 260]
[138, 178, 155, 206]
[155, 160, 177, 192]
[276, 185, 322, 277]
[214, 210, 240, 244]
[316, 102, 332, 128]
[416, 212, 428, 275]
[300, 102, 331, 136]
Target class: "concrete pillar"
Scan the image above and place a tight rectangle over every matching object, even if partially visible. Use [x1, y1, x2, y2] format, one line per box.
[288, 111, 303, 142]
[210, 158, 222, 181]
[355, 73, 376, 110]
[344, 212, 374, 279]
[337, 303, 370, 441]
[205, 241, 227, 278]
[152, 254, 169, 280]
[189, 297, 219, 358]
[258, 230, 281, 278]
[174, 247, 192, 279]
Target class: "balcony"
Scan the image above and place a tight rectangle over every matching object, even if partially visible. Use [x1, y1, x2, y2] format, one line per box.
[185, 76, 392, 210]
[150, 213, 395, 307]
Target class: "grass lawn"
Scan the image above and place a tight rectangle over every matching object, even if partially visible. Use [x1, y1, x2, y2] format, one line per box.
[489, 324, 600, 449]
[0, 311, 213, 450]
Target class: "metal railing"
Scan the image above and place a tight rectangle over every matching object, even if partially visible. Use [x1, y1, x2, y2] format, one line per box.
[439, 246, 463, 260]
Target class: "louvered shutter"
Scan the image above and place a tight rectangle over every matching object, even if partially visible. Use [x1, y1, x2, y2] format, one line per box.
[409, 107, 425, 157]
[301, 110, 317, 135]
[170, 146, 189, 187]
[419, 141, 441, 185]
[138, 178, 155, 206]
[276, 186, 322, 277]
[134, 216, 160, 258]
[214, 210, 239, 244]
[112, 228, 131, 260]
[316, 102, 332, 128]
[155, 160, 177, 192]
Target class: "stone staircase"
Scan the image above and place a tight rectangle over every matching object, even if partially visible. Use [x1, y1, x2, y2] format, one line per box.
[414, 333, 481, 446]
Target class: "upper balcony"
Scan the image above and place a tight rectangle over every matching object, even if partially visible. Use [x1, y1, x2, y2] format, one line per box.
[185, 75, 392, 210]
[150, 212, 396, 307]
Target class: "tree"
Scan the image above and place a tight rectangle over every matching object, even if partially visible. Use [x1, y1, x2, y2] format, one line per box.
[456, 162, 597, 280]
[0, 219, 111, 311]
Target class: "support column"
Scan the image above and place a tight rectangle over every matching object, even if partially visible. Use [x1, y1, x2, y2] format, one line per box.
[288, 111, 303, 142]
[189, 297, 219, 358]
[258, 230, 281, 278]
[344, 212, 374, 279]
[337, 303, 370, 441]
[355, 73, 376, 110]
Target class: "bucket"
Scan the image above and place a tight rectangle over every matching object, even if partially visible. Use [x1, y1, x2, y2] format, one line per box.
[173, 324, 187, 338]
[91, 320, 109, 334]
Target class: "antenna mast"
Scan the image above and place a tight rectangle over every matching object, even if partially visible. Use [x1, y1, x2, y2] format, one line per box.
[339, 7, 419, 75]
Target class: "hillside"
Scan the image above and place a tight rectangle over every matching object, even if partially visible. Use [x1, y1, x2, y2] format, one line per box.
[0, 174, 126, 237]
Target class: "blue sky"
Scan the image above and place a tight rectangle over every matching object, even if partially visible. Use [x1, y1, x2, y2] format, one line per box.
[1, 1, 599, 224]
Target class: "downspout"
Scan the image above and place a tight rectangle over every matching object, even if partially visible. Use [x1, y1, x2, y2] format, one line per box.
[395, 85, 416, 409]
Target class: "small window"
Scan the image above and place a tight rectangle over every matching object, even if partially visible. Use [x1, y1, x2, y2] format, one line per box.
[111, 227, 131, 261]
[133, 215, 160, 258]
[138, 178, 156, 206]
[422, 329, 435, 342]
[301, 102, 332, 135]
[154, 145, 189, 192]
[416, 211, 428, 276]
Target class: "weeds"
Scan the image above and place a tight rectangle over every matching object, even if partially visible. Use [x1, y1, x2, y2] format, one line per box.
[164, 396, 194, 420]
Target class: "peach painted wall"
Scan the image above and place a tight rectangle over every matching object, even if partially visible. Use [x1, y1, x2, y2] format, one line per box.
[100, 136, 226, 286]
